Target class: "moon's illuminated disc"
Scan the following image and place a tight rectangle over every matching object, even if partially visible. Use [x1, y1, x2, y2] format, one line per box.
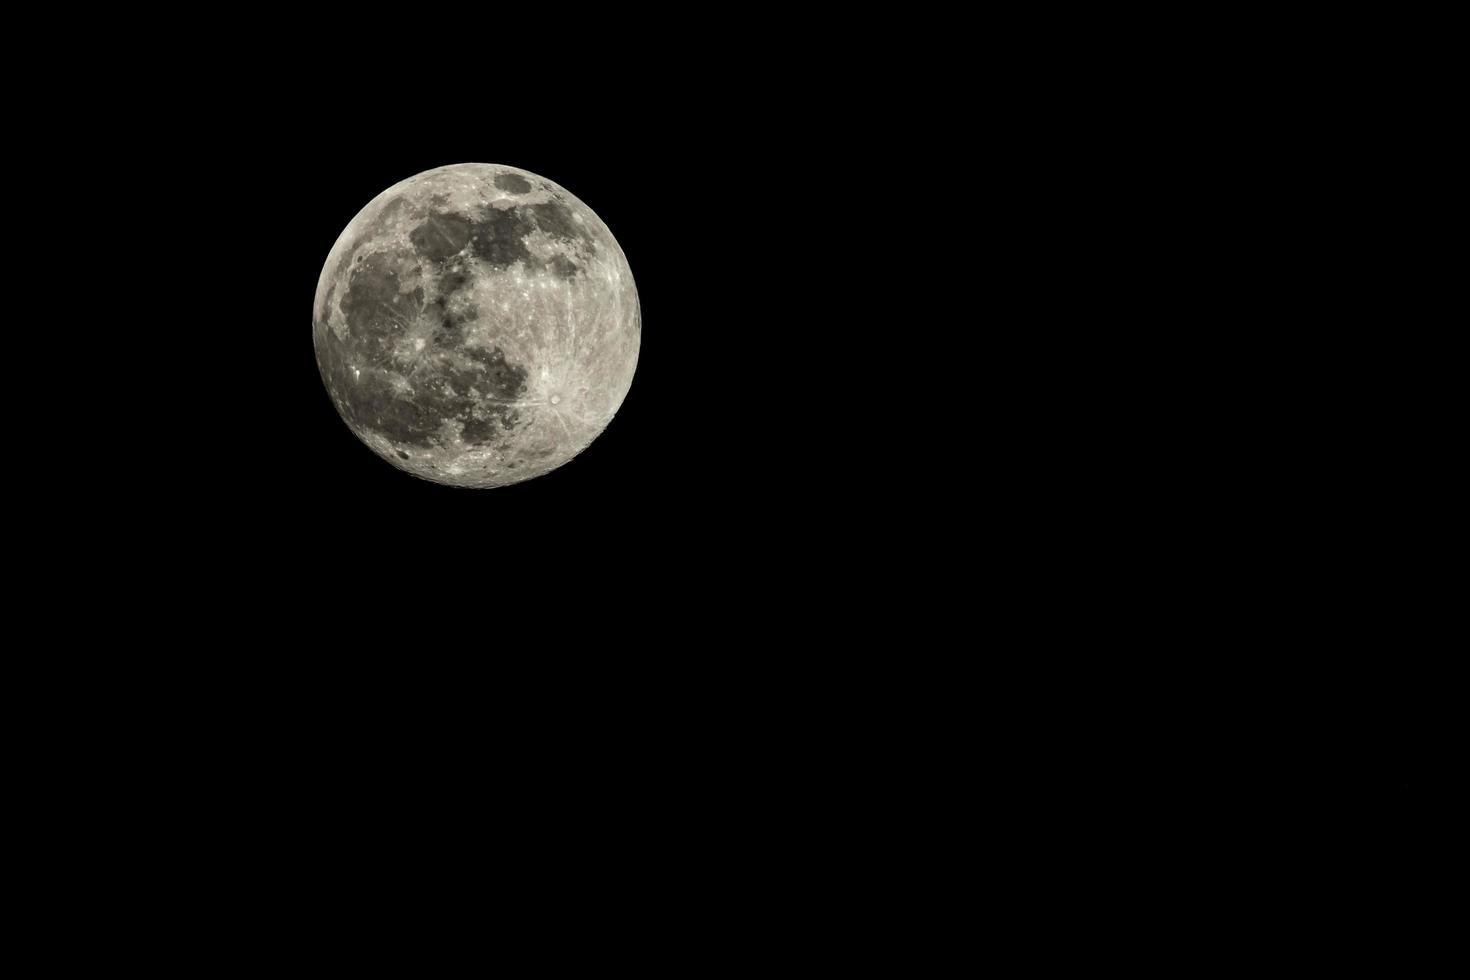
[313, 163, 640, 487]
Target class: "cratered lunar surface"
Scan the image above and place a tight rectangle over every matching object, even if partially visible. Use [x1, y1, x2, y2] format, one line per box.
[313, 163, 640, 487]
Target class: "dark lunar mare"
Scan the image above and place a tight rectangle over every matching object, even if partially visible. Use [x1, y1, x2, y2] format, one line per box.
[468, 205, 537, 269]
[527, 201, 593, 246]
[409, 212, 471, 261]
[318, 225, 530, 448]
[404, 199, 593, 280]
[493, 173, 532, 194]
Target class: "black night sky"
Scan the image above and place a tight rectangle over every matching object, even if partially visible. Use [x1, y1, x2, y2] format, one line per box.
[5, 17, 1440, 917]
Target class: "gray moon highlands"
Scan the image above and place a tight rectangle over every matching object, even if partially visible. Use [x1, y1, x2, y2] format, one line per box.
[313, 163, 640, 487]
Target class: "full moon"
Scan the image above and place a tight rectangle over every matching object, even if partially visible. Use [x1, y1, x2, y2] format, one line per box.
[313, 163, 640, 487]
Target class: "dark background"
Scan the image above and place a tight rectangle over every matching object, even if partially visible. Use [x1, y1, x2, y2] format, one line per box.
[4, 22, 1442, 917]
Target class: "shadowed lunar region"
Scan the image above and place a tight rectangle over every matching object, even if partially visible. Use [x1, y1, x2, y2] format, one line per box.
[313, 163, 640, 487]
